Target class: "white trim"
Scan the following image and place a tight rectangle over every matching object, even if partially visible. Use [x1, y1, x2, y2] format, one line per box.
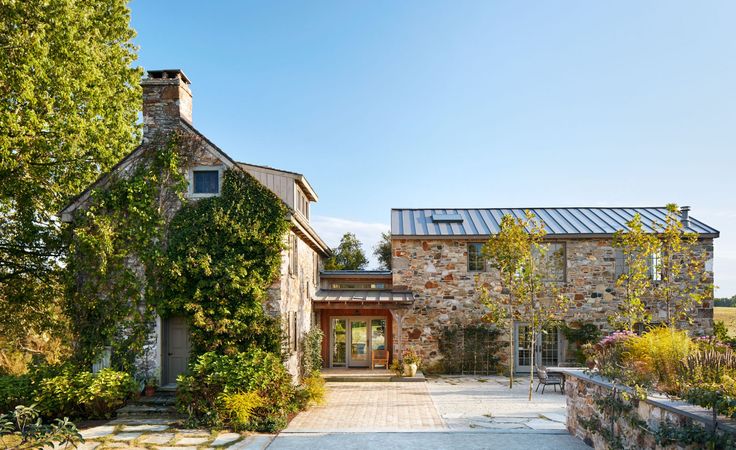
[188, 165, 225, 198]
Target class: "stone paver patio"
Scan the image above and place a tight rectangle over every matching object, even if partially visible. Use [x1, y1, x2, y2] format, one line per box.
[285, 381, 446, 432]
[427, 375, 568, 431]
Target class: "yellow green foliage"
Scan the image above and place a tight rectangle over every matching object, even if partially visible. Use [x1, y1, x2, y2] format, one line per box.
[219, 391, 264, 430]
[302, 375, 326, 406]
[623, 327, 692, 393]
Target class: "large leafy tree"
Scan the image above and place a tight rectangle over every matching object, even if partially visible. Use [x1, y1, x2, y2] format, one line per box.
[324, 232, 368, 270]
[0, 0, 141, 370]
[373, 231, 392, 270]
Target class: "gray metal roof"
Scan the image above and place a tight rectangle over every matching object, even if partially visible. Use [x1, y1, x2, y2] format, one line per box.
[312, 290, 414, 304]
[391, 208, 719, 238]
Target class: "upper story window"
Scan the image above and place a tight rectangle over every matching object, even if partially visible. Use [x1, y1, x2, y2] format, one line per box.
[296, 187, 309, 219]
[330, 282, 386, 290]
[536, 242, 566, 282]
[289, 234, 299, 276]
[468, 243, 485, 272]
[614, 248, 661, 281]
[190, 167, 222, 197]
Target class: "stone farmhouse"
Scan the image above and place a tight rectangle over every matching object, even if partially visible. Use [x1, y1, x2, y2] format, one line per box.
[61, 69, 720, 384]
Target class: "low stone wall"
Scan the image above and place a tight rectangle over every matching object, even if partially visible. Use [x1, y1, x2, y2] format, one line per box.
[564, 370, 736, 449]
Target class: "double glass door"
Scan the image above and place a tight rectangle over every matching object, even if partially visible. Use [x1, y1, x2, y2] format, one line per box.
[514, 323, 561, 373]
[331, 317, 386, 367]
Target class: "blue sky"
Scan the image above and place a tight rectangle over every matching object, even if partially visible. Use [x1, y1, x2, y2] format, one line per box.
[130, 1, 736, 296]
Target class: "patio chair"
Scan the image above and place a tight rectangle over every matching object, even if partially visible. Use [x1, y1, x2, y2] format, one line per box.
[372, 349, 389, 369]
[535, 365, 562, 394]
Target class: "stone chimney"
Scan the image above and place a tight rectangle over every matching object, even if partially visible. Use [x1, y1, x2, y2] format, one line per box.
[680, 205, 691, 228]
[141, 69, 192, 139]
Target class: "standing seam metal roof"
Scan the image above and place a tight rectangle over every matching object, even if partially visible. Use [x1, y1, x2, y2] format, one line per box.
[391, 208, 719, 237]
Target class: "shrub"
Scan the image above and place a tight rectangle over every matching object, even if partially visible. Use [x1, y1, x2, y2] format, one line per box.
[219, 392, 264, 430]
[0, 375, 33, 413]
[301, 327, 323, 378]
[0, 404, 83, 449]
[300, 375, 326, 407]
[34, 368, 136, 419]
[177, 349, 297, 432]
[623, 327, 692, 393]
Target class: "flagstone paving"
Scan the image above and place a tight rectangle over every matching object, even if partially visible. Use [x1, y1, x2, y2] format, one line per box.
[426, 375, 569, 431]
[67, 420, 274, 450]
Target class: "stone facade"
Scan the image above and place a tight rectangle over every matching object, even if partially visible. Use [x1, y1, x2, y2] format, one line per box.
[392, 237, 715, 370]
[565, 371, 736, 449]
[267, 230, 321, 380]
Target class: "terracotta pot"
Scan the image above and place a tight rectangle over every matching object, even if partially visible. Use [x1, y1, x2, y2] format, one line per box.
[403, 363, 418, 377]
[144, 385, 156, 397]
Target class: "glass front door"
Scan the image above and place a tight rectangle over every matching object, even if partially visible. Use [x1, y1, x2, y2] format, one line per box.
[349, 320, 368, 367]
[332, 319, 347, 367]
[330, 316, 387, 368]
[514, 323, 561, 373]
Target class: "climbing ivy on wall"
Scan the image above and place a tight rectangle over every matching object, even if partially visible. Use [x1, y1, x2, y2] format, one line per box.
[67, 129, 290, 371]
[66, 133, 189, 371]
[158, 169, 289, 356]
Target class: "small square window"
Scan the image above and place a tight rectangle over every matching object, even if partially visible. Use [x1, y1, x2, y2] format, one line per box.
[193, 170, 219, 194]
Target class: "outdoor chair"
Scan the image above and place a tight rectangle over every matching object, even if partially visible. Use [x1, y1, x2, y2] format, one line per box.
[535, 365, 562, 394]
[372, 349, 389, 369]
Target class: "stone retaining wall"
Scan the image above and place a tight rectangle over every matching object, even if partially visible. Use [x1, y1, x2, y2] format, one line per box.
[564, 370, 736, 449]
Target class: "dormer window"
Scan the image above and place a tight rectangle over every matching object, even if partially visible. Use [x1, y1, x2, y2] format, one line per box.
[189, 166, 223, 197]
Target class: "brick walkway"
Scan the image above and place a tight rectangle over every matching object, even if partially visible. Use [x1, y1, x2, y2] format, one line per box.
[285, 382, 446, 432]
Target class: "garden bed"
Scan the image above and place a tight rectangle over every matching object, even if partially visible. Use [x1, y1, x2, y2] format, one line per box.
[564, 369, 736, 449]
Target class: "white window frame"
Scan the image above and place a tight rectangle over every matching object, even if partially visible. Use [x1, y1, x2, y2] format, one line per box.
[188, 165, 224, 198]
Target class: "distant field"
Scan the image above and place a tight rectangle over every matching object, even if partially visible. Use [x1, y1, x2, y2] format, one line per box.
[715, 307, 736, 336]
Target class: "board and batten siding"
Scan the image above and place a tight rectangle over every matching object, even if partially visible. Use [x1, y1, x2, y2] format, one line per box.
[242, 165, 295, 208]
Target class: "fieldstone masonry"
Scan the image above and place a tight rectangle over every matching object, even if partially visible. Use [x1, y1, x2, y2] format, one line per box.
[392, 237, 714, 369]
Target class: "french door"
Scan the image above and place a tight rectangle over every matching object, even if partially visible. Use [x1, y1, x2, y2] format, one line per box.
[331, 317, 386, 368]
[514, 323, 561, 373]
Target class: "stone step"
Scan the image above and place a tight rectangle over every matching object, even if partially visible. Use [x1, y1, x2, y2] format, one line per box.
[116, 403, 182, 419]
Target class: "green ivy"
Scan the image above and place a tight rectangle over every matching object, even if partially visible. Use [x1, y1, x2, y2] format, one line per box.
[65, 133, 189, 371]
[157, 169, 289, 356]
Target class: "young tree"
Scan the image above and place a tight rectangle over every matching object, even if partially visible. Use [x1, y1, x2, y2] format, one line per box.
[324, 232, 368, 270]
[612, 214, 659, 331]
[479, 212, 569, 398]
[652, 204, 712, 329]
[374, 231, 392, 270]
[0, 0, 141, 370]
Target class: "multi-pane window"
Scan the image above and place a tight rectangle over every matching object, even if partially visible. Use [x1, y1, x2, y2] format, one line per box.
[614, 248, 661, 281]
[192, 170, 219, 194]
[467, 243, 485, 272]
[535, 242, 566, 282]
[330, 282, 386, 290]
[289, 234, 298, 276]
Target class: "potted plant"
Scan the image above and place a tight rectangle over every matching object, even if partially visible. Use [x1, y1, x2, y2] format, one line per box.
[144, 377, 158, 397]
[402, 348, 421, 377]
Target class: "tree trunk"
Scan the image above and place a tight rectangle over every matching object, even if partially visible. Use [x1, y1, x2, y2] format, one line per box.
[508, 320, 514, 388]
[528, 325, 535, 401]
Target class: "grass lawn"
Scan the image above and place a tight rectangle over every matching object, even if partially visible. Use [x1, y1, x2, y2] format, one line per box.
[714, 306, 736, 335]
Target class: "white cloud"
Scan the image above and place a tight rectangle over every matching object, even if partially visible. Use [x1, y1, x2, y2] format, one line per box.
[311, 216, 389, 269]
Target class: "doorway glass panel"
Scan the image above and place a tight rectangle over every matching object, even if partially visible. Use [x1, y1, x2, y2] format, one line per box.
[350, 320, 368, 364]
[332, 319, 347, 366]
[371, 319, 386, 351]
[541, 327, 559, 367]
[517, 324, 533, 368]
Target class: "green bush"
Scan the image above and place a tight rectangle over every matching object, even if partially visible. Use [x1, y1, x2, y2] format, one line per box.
[177, 349, 297, 432]
[0, 375, 33, 413]
[301, 327, 323, 378]
[34, 368, 136, 419]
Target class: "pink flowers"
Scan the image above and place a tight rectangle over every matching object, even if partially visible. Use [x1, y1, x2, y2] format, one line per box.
[598, 330, 637, 347]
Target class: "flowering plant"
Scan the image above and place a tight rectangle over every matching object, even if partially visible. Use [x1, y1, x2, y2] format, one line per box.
[402, 348, 421, 366]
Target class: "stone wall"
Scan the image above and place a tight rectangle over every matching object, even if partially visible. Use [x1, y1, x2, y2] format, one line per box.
[391, 237, 714, 369]
[565, 370, 736, 449]
[267, 231, 320, 381]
